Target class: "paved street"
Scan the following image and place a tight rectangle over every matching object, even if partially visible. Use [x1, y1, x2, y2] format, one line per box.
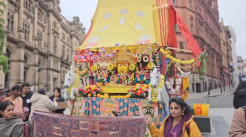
[187, 90, 235, 137]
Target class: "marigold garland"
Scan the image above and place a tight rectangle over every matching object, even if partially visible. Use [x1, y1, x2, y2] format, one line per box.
[67, 73, 80, 95]
[182, 77, 189, 90]
[160, 48, 195, 64]
[74, 67, 89, 75]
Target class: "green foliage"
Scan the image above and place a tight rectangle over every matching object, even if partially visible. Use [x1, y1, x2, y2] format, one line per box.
[0, 1, 9, 74]
[197, 52, 209, 80]
[0, 55, 9, 73]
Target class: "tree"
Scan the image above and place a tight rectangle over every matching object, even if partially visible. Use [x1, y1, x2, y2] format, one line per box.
[0, 1, 9, 74]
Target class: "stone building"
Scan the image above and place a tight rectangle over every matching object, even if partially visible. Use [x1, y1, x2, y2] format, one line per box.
[220, 20, 231, 88]
[237, 56, 244, 80]
[0, 0, 85, 92]
[174, 0, 222, 92]
[225, 26, 238, 87]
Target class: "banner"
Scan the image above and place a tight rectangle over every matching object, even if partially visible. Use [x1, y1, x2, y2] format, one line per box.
[72, 97, 167, 127]
[33, 111, 147, 137]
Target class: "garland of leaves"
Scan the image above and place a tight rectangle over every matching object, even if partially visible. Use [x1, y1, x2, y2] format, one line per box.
[197, 52, 208, 80]
[0, 2, 9, 74]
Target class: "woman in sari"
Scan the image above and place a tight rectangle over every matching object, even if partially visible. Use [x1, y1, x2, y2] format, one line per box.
[0, 101, 26, 137]
[147, 96, 201, 137]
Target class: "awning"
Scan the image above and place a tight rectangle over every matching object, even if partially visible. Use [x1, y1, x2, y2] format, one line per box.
[77, 0, 202, 61]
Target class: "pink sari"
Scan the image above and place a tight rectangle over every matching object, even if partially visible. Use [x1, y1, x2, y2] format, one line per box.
[12, 97, 23, 115]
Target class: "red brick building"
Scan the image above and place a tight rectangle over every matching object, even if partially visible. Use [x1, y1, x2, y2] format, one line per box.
[173, 0, 222, 93]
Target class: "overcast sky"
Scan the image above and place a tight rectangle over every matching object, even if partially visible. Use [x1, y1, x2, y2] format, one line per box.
[60, 0, 246, 59]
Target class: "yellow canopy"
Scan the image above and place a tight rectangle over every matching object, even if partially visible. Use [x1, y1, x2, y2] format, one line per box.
[79, 0, 169, 50]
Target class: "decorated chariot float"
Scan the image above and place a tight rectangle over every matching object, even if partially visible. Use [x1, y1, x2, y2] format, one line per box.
[62, 0, 207, 133]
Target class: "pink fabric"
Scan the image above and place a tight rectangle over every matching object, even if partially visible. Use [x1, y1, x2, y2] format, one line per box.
[13, 97, 23, 114]
[33, 111, 147, 137]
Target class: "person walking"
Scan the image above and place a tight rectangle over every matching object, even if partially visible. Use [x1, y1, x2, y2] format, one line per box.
[20, 83, 33, 121]
[4, 85, 24, 119]
[0, 101, 27, 137]
[49, 87, 65, 114]
[147, 96, 202, 137]
[233, 81, 246, 109]
[29, 88, 58, 124]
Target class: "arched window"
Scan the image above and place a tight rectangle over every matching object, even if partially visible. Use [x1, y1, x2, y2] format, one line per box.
[4, 49, 11, 88]
[24, 55, 28, 82]
[24, 55, 28, 63]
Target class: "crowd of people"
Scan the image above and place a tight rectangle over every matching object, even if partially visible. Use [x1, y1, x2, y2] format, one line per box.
[0, 81, 246, 137]
[0, 83, 65, 137]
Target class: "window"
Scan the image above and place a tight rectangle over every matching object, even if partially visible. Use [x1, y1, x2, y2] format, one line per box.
[4, 49, 11, 88]
[37, 32, 42, 47]
[53, 36, 57, 53]
[179, 42, 184, 49]
[173, 0, 176, 6]
[179, 42, 184, 52]
[24, 0, 32, 13]
[23, 23, 30, 40]
[67, 49, 70, 61]
[24, 55, 28, 63]
[190, 16, 193, 33]
[7, 12, 14, 32]
[38, 11, 43, 21]
[62, 45, 65, 59]
[67, 36, 70, 44]
[62, 33, 65, 40]
[189, 0, 192, 10]
[174, 24, 179, 32]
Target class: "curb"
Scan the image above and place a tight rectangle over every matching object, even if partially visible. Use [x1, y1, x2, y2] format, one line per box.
[208, 88, 236, 97]
[188, 88, 236, 99]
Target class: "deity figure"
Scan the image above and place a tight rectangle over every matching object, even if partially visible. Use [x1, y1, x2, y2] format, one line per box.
[117, 60, 129, 84]
[135, 54, 151, 84]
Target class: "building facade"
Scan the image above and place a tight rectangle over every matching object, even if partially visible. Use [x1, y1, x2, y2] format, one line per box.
[237, 56, 244, 80]
[174, 0, 222, 93]
[0, 0, 85, 92]
[220, 20, 231, 88]
[225, 26, 239, 87]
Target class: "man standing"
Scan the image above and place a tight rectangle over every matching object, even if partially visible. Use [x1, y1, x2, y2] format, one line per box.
[0, 87, 6, 102]
[20, 83, 33, 121]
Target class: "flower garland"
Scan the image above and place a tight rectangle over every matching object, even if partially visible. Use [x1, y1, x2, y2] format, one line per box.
[149, 75, 165, 103]
[67, 73, 80, 95]
[91, 64, 98, 72]
[97, 72, 109, 83]
[99, 47, 117, 58]
[108, 63, 116, 72]
[128, 84, 149, 98]
[74, 67, 89, 75]
[147, 62, 155, 70]
[160, 48, 195, 64]
[182, 77, 189, 90]
[182, 90, 189, 101]
[136, 71, 149, 84]
[129, 64, 137, 72]
[78, 85, 103, 97]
